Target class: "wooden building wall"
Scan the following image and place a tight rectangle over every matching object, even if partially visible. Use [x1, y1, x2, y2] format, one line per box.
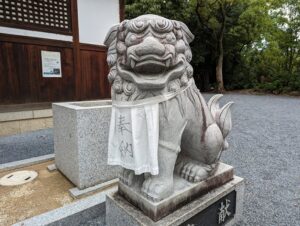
[0, 35, 110, 104]
[79, 44, 110, 101]
[0, 0, 123, 105]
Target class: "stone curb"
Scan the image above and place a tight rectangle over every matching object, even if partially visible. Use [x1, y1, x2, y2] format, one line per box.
[13, 186, 117, 226]
[69, 178, 119, 199]
[0, 154, 54, 173]
[0, 109, 52, 122]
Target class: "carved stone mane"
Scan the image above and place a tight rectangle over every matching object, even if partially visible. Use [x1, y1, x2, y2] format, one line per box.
[104, 14, 194, 101]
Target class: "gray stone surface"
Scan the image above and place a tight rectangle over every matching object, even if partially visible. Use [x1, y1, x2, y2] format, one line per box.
[118, 162, 234, 221]
[53, 100, 120, 189]
[106, 176, 244, 226]
[104, 14, 234, 202]
[69, 179, 118, 199]
[0, 154, 54, 173]
[0, 128, 53, 164]
[13, 186, 116, 226]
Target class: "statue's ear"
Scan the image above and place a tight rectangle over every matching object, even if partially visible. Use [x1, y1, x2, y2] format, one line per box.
[104, 24, 119, 47]
[179, 22, 194, 44]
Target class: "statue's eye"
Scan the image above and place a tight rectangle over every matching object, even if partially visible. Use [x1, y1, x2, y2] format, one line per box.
[125, 34, 141, 46]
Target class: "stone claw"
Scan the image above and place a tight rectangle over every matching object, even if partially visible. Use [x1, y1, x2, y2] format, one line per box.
[179, 162, 210, 183]
[120, 168, 135, 186]
[141, 176, 173, 202]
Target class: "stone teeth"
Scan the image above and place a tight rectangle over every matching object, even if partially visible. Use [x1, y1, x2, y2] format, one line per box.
[165, 59, 171, 67]
[131, 60, 136, 68]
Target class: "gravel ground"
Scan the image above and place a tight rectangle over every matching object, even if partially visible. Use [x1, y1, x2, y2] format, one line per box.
[0, 129, 53, 164]
[1, 93, 300, 225]
[215, 94, 300, 226]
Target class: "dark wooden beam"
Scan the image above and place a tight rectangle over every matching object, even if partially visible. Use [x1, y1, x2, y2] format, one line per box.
[119, 0, 125, 22]
[70, 0, 82, 100]
[0, 33, 73, 48]
[79, 43, 107, 52]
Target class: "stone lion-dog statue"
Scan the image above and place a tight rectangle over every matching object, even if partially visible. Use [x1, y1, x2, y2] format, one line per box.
[104, 14, 233, 202]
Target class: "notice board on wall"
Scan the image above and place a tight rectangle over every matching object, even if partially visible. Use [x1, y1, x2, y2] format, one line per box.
[41, 50, 62, 78]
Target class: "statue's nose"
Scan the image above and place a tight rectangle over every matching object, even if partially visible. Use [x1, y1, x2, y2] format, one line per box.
[135, 36, 165, 56]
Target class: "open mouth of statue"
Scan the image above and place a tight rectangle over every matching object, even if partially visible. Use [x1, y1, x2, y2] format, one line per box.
[134, 60, 167, 74]
[117, 54, 185, 89]
[129, 54, 172, 75]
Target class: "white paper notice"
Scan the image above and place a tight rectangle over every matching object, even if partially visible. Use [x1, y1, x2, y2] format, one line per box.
[41, 50, 62, 78]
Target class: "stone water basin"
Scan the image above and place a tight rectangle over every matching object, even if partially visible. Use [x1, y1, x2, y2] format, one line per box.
[52, 100, 120, 189]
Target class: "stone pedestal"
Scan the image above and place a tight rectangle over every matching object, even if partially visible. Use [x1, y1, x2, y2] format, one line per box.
[53, 100, 120, 189]
[106, 169, 244, 226]
[119, 163, 234, 221]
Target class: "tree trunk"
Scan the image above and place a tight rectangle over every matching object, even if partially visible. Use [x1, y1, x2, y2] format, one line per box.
[216, 29, 225, 92]
[216, 50, 224, 92]
[216, 1, 226, 93]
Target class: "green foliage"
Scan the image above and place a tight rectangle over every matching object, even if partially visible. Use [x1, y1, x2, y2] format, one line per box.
[125, 0, 193, 21]
[125, 0, 300, 94]
[228, 0, 300, 93]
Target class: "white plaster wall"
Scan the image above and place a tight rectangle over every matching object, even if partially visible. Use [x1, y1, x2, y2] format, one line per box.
[0, 26, 72, 41]
[77, 0, 120, 45]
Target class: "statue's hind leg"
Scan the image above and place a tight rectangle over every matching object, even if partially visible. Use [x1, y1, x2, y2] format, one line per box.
[177, 123, 224, 182]
[175, 155, 212, 182]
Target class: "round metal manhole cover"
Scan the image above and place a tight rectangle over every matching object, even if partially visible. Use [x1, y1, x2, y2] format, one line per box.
[0, 170, 38, 186]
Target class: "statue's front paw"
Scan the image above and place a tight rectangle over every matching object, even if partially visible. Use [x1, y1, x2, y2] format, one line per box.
[141, 176, 173, 202]
[180, 162, 210, 182]
[119, 168, 135, 186]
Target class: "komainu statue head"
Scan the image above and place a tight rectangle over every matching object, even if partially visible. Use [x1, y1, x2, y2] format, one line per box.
[104, 14, 195, 100]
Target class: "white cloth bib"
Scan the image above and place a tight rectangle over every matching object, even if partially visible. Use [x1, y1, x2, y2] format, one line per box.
[108, 103, 159, 175]
[107, 81, 193, 175]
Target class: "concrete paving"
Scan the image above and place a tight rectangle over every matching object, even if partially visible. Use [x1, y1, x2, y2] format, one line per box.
[0, 160, 74, 225]
[0, 129, 53, 164]
[1, 93, 300, 225]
